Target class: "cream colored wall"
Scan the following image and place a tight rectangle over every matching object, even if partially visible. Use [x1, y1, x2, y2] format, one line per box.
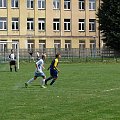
[0, 0, 101, 49]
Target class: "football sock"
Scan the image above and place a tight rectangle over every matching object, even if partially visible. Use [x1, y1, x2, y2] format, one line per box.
[27, 78, 34, 84]
[50, 79, 55, 85]
[15, 66, 17, 72]
[45, 76, 53, 84]
[42, 79, 45, 86]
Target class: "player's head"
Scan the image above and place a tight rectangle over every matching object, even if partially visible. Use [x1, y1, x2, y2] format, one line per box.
[42, 53, 46, 61]
[11, 49, 13, 53]
[55, 53, 61, 59]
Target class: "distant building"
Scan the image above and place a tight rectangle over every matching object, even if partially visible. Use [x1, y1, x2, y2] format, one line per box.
[0, 0, 102, 51]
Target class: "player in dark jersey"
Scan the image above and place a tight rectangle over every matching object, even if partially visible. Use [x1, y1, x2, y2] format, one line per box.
[45, 53, 61, 85]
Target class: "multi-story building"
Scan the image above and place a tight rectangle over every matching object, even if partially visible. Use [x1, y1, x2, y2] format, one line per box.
[0, 0, 101, 51]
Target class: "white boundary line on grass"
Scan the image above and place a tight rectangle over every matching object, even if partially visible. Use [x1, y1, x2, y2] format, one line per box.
[103, 87, 120, 92]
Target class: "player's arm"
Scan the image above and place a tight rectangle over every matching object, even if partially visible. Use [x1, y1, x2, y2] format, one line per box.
[42, 64, 45, 70]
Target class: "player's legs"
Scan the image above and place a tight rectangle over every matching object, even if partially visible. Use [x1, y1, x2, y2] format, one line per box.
[10, 61, 12, 72]
[14, 61, 17, 72]
[45, 76, 53, 85]
[40, 72, 47, 88]
[50, 70, 58, 85]
[25, 74, 37, 88]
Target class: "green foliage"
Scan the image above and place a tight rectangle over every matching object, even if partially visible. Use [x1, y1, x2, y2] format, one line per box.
[0, 62, 120, 120]
[97, 0, 120, 51]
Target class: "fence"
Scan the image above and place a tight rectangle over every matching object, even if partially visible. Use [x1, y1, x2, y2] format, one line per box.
[0, 48, 120, 63]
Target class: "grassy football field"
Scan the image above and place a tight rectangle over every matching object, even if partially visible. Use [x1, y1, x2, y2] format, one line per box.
[0, 62, 120, 120]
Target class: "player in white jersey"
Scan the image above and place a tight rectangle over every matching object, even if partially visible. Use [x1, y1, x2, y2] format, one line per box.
[9, 49, 17, 72]
[25, 54, 46, 88]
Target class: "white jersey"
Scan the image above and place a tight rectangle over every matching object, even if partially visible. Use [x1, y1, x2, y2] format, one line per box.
[35, 59, 44, 73]
[9, 53, 16, 61]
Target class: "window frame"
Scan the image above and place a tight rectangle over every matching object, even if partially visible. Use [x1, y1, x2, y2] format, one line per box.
[53, 0, 60, 9]
[89, 0, 96, 10]
[12, 18, 19, 30]
[0, 17, 7, 30]
[27, 0, 34, 9]
[0, 0, 7, 8]
[53, 19, 60, 31]
[78, 19, 85, 31]
[64, 19, 71, 31]
[89, 19, 96, 32]
[38, 18, 45, 31]
[27, 18, 34, 31]
[64, 0, 70, 10]
[38, 0, 45, 9]
[11, 0, 19, 8]
[78, 0, 85, 10]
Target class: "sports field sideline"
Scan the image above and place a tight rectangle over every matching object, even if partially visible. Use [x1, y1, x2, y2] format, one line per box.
[0, 62, 120, 120]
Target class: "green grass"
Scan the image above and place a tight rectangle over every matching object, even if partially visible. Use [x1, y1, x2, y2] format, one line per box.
[0, 62, 120, 120]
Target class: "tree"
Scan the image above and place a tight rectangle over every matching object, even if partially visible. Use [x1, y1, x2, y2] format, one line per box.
[97, 0, 120, 51]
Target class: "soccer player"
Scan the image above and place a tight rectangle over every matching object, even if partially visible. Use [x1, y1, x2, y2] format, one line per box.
[9, 49, 17, 72]
[45, 53, 61, 85]
[25, 54, 46, 88]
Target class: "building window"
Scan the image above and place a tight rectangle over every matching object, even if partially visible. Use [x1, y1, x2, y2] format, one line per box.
[38, 0, 45, 9]
[53, 19, 60, 31]
[12, 18, 19, 30]
[0, 0, 6, 8]
[53, 0, 60, 9]
[64, 0, 70, 10]
[38, 18, 45, 31]
[89, 19, 96, 31]
[79, 40, 85, 49]
[65, 40, 71, 50]
[27, 0, 34, 9]
[64, 19, 70, 31]
[12, 40, 19, 50]
[39, 40, 46, 50]
[90, 40, 96, 49]
[79, 0, 85, 10]
[27, 40, 34, 51]
[78, 19, 85, 31]
[54, 40, 61, 48]
[89, 0, 96, 10]
[0, 40, 7, 52]
[0, 17, 7, 30]
[27, 18, 34, 30]
[11, 0, 18, 8]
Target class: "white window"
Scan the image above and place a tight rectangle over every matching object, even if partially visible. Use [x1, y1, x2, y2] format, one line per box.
[53, 19, 60, 31]
[11, 0, 18, 8]
[38, 0, 45, 9]
[38, 18, 45, 31]
[39, 40, 46, 50]
[0, 40, 7, 52]
[54, 40, 61, 48]
[65, 40, 71, 50]
[0, 17, 7, 30]
[53, 0, 60, 9]
[27, 40, 34, 51]
[79, 40, 85, 49]
[89, 0, 96, 10]
[27, 0, 34, 9]
[0, 0, 6, 8]
[12, 18, 19, 30]
[27, 18, 34, 30]
[64, 0, 70, 10]
[79, 0, 85, 10]
[79, 19, 85, 31]
[89, 19, 96, 31]
[90, 40, 96, 49]
[12, 40, 19, 50]
[64, 19, 70, 31]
